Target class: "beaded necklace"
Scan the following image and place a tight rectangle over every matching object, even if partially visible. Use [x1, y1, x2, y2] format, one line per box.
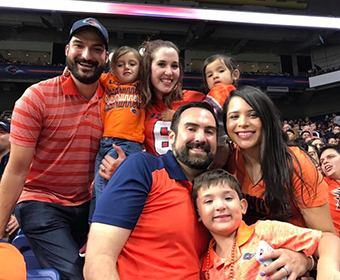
[205, 233, 237, 280]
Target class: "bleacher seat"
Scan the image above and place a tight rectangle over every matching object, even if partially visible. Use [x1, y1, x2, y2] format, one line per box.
[27, 269, 60, 280]
[12, 234, 41, 269]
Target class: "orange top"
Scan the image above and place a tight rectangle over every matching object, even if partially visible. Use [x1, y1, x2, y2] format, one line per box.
[227, 146, 329, 227]
[144, 85, 235, 156]
[107, 152, 211, 279]
[144, 90, 206, 156]
[324, 177, 340, 235]
[100, 73, 145, 143]
[0, 243, 26, 280]
[11, 76, 103, 205]
[202, 220, 322, 279]
[205, 83, 236, 111]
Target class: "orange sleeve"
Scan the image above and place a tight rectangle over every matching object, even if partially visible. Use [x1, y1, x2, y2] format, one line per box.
[205, 84, 236, 112]
[182, 90, 206, 103]
[99, 72, 110, 87]
[172, 90, 206, 110]
[290, 147, 328, 208]
[258, 220, 322, 257]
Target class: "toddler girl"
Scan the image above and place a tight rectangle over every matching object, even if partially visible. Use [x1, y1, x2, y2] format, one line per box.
[94, 46, 145, 207]
[203, 54, 240, 95]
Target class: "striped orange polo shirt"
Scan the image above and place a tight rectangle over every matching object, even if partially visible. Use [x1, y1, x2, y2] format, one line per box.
[10, 75, 104, 205]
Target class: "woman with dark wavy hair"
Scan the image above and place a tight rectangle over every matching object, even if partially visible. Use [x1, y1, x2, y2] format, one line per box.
[223, 86, 336, 278]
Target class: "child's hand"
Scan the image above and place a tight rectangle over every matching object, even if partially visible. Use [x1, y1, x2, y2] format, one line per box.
[63, 66, 70, 77]
[161, 109, 175, 122]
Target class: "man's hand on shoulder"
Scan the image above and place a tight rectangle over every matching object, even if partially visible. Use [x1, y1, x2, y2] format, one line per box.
[99, 144, 126, 180]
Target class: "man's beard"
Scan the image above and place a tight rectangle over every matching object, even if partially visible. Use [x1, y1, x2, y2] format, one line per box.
[66, 56, 104, 84]
[173, 141, 215, 171]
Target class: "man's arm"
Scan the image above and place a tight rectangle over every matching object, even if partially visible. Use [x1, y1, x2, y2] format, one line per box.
[85, 152, 152, 279]
[0, 143, 35, 237]
[84, 223, 131, 280]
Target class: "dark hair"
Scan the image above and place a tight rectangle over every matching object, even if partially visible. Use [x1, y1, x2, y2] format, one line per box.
[222, 86, 317, 221]
[139, 40, 183, 109]
[290, 138, 307, 151]
[170, 101, 218, 135]
[202, 54, 239, 89]
[192, 169, 243, 209]
[306, 144, 320, 167]
[110, 46, 141, 77]
[285, 129, 296, 141]
[307, 143, 319, 155]
[301, 130, 312, 137]
[320, 145, 340, 159]
[286, 129, 295, 135]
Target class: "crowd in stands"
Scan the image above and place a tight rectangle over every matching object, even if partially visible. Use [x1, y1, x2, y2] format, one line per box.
[283, 113, 340, 149]
[0, 53, 51, 66]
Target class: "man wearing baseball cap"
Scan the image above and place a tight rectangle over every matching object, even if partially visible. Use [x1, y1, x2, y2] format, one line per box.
[0, 17, 109, 279]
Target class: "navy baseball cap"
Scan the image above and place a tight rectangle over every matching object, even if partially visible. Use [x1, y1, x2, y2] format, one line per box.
[0, 120, 10, 133]
[69, 17, 109, 50]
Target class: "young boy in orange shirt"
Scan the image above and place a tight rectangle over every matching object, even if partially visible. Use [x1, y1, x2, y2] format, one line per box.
[192, 169, 340, 280]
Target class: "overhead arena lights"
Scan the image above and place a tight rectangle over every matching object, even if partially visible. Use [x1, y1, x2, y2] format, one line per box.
[1, 0, 340, 29]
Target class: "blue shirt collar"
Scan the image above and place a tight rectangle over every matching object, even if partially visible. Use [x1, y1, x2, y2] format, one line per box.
[163, 150, 188, 181]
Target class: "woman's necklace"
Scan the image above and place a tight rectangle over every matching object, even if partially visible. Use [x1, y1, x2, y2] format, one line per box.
[205, 233, 237, 280]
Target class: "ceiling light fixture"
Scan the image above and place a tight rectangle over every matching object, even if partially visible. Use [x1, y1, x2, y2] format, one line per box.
[1, 0, 340, 29]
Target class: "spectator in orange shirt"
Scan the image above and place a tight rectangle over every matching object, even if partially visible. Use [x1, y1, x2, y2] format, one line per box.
[93, 46, 144, 214]
[201, 54, 240, 168]
[0, 17, 109, 279]
[192, 169, 340, 280]
[84, 102, 218, 280]
[320, 145, 340, 235]
[223, 86, 337, 279]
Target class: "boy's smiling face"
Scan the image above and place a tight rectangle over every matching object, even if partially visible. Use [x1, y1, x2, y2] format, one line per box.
[196, 183, 247, 238]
